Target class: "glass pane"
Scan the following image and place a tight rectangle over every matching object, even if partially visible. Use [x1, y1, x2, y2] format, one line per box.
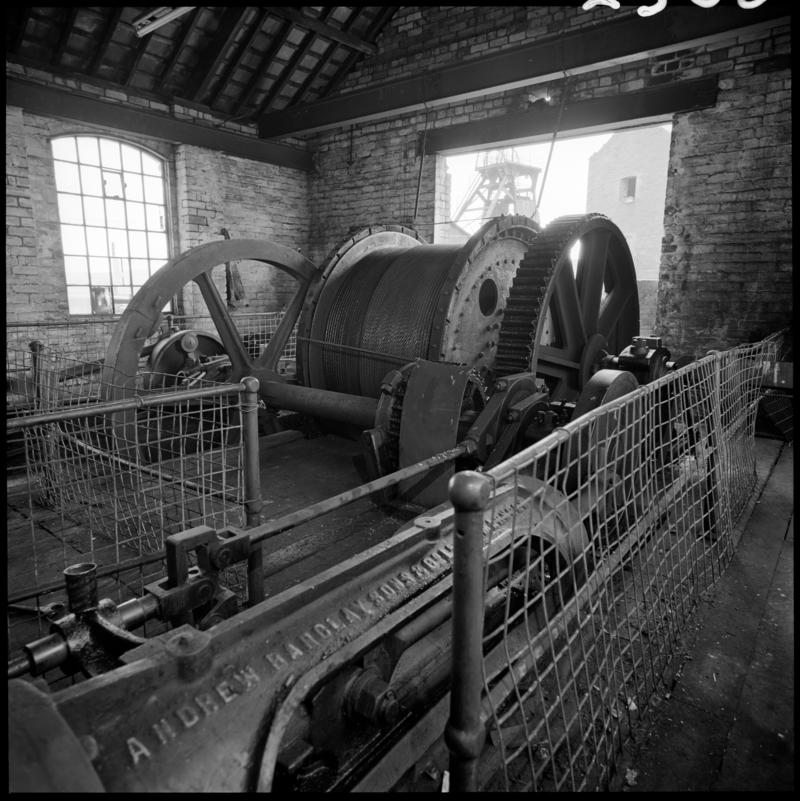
[53, 161, 81, 192]
[150, 258, 166, 276]
[64, 255, 88, 283]
[60, 224, 87, 255]
[90, 286, 113, 315]
[148, 231, 168, 260]
[67, 285, 92, 315]
[114, 298, 130, 316]
[83, 196, 105, 227]
[143, 175, 164, 204]
[110, 256, 129, 285]
[124, 172, 143, 202]
[130, 258, 150, 284]
[103, 170, 124, 199]
[86, 227, 109, 256]
[145, 203, 166, 231]
[105, 198, 125, 228]
[51, 137, 77, 162]
[121, 143, 142, 173]
[108, 228, 129, 258]
[77, 137, 100, 166]
[128, 231, 148, 259]
[57, 193, 83, 225]
[80, 165, 103, 196]
[141, 151, 163, 177]
[99, 139, 121, 170]
[126, 201, 146, 230]
[89, 256, 110, 283]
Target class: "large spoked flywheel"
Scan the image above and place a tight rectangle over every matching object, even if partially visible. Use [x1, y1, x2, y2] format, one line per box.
[494, 214, 639, 401]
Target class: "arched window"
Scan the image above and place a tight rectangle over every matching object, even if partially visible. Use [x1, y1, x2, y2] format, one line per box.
[50, 135, 170, 315]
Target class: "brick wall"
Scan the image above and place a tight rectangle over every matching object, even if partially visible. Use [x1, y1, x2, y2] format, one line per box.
[5, 62, 309, 336]
[306, 9, 791, 356]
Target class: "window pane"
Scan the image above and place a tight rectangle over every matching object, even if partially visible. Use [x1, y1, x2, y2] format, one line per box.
[86, 227, 108, 256]
[67, 285, 92, 315]
[121, 144, 142, 173]
[148, 232, 168, 260]
[128, 231, 148, 259]
[80, 165, 103, 196]
[90, 286, 113, 315]
[77, 137, 100, 166]
[130, 259, 150, 284]
[126, 201, 146, 230]
[150, 258, 166, 276]
[57, 193, 83, 225]
[124, 172, 143, 201]
[103, 170, 124, 199]
[114, 298, 130, 316]
[143, 175, 164, 204]
[105, 198, 126, 228]
[51, 137, 77, 162]
[54, 161, 81, 192]
[108, 228, 129, 258]
[64, 256, 88, 283]
[110, 256, 129, 285]
[89, 257, 110, 283]
[145, 203, 166, 231]
[61, 224, 87, 255]
[83, 196, 105, 226]
[141, 151, 163, 177]
[100, 139, 121, 170]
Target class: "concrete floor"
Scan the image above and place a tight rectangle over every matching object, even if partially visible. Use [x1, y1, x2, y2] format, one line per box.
[612, 437, 794, 792]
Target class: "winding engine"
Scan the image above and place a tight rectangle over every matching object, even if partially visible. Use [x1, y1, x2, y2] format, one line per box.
[8, 213, 684, 792]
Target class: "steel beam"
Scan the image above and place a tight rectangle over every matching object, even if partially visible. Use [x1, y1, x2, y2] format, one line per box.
[6, 77, 311, 171]
[422, 76, 719, 155]
[257, 5, 787, 138]
[269, 7, 378, 55]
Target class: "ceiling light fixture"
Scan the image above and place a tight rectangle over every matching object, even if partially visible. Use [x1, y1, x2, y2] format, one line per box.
[132, 7, 194, 38]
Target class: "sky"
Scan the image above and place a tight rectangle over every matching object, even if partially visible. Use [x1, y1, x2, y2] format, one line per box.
[444, 132, 614, 229]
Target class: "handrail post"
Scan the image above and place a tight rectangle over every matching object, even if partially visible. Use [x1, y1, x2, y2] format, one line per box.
[445, 470, 491, 792]
[240, 376, 264, 606]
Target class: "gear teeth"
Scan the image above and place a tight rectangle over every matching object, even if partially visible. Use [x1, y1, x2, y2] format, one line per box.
[495, 214, 608, 379]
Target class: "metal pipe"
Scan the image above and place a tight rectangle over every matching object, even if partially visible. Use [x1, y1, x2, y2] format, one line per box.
[7, 655, 31, 679]
[63, 563, 98, 613]
[241, 376, 266, 606]
[259, 380, 378, 428]
[445, 470, 491, 792]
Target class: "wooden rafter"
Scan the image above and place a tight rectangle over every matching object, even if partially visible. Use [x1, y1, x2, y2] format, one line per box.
[207, 8, 271, 109]
[123, 33, 153, 88]
[89, 7, 123, 75]
[269, 7, 377, 56]
[231, 19, 293, 117]
[189, 7, 248, 104]
[8, 8, 32, 54]
[50, 7, 79, 66]
[156, 8, 202, 90]
[253, 8, 336, 118]
[290, 8, 360, 108]
[321, 6, 396, 100]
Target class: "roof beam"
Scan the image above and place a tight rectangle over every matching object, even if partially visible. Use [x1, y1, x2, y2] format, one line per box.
[6, 77, 311, 172]
[207, 8, 271, 109]
[88, 7, 123, 75]
[257, 4, 787, 138]
[422, 76, 719, 155]
[8, 9, 31, 54]
[157, 8, 202, 88]
[123, 32, 153, 87]
[187, 7, 248, 104]
[269, 7, 377, 55]
[50, 7, 79, 66]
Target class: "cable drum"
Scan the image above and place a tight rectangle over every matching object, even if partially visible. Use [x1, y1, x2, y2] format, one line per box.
[299, 216, 540, 398]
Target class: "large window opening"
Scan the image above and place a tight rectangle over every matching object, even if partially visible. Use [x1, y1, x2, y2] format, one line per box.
[436, 123, 672, 332]
[50, 135, 170, 316]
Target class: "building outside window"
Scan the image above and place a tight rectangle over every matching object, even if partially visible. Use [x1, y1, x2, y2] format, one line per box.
[50, 135, 170, 316]
[620, 175, 637, 203]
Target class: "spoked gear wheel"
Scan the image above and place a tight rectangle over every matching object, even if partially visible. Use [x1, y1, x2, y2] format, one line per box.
[495, 214, 639, 401]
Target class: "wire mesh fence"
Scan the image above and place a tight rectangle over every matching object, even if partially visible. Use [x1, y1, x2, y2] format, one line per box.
[6, 344, 255, 669]
[454, 337, 780, 791]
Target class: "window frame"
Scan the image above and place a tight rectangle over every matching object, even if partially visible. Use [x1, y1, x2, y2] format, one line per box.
[49, 133, 174, 318]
